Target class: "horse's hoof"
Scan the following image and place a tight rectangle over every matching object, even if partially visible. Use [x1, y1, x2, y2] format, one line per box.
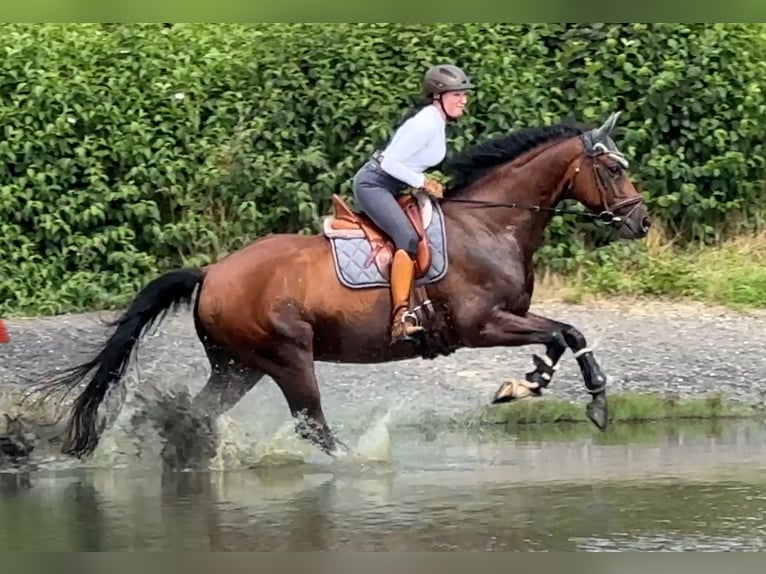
[0, 436, 35, 460]
[392, 329, 427, 348]
[328, 438, 350, 458]
[586, 396, 608, 431]
[492, 380, 541, 404]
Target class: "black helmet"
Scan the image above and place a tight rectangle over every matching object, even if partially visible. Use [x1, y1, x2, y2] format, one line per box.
[423, 64, 474, 97]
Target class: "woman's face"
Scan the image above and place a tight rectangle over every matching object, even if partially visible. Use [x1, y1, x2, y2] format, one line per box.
[439, 90, 469, 118]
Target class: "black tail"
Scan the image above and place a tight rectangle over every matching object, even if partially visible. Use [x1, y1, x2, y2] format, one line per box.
[41, 267, 205, 458]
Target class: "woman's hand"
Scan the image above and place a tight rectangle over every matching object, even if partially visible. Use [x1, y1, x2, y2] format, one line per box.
[422, 178, 444, 198]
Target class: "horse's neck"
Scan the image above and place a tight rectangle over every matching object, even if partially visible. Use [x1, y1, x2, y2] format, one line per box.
[467, 138, 580, 249]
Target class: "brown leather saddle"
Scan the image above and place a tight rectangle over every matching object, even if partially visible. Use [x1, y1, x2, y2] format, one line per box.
[323, 193, 433, 280]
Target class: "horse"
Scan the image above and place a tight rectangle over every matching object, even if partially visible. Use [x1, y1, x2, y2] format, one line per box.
[38, 111, 651, 459]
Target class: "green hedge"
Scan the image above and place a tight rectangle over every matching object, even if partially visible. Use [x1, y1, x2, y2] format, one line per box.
[2, 23, 766, 316]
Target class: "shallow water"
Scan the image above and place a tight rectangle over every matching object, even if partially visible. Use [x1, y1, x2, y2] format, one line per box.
[2, 418, 766, 551]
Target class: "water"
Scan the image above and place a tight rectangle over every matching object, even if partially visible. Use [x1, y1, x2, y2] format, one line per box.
[3, 418, 766, 551]
[4, 303, 766, 551]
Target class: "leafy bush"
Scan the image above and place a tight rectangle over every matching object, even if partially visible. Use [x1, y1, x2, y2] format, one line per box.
[1, 23, 765, 316]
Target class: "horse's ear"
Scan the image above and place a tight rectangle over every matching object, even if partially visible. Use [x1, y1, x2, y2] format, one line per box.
[591, 111, 621, 143]
[583, 111, 622, 153]
[603, 111, 621, 136]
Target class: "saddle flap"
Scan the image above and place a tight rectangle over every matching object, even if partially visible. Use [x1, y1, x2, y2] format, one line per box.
[398, 195, 427, 239]
[396, 195, 431, 274]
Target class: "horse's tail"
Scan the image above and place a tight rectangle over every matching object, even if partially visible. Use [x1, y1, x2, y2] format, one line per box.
[45, 267, 205, 458]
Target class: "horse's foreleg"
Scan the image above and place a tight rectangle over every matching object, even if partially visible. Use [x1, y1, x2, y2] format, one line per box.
[523, 335, 567, 390]
[525, 312, 608, 430]
[474, 309, 608, 431]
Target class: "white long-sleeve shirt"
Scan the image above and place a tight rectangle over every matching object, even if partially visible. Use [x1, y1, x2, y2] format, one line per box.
[378, 104, 446, 189]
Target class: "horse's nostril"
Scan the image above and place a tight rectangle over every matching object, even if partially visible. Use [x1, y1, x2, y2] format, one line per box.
[641, 217, 652, 232]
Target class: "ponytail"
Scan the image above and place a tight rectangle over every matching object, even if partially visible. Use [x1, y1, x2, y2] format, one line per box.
[370, 93, 431, 152]
[397, 93, 430, 123]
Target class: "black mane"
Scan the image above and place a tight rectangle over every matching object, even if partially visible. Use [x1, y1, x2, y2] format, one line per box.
[442, 120, 589, 196]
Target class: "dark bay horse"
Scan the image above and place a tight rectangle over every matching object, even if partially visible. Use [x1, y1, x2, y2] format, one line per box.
[40, 111, 651, 459]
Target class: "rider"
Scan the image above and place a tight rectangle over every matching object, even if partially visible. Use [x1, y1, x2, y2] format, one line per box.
[352, 64, 474, 344]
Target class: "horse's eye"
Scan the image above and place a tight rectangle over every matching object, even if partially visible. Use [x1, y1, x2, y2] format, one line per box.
[607, 164, 622, 176]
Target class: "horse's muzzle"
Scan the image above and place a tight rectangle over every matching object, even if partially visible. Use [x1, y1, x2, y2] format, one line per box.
[616, 202, 651, 240]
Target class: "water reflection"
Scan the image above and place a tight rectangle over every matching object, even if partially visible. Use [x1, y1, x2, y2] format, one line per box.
[2, 420, 766, 551]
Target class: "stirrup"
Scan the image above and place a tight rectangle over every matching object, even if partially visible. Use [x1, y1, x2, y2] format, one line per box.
[391, 306, 423, 343]
[400, 309, 420, 327]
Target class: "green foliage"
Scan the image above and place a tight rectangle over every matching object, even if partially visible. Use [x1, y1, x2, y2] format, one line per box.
[1, 23, 766, 316]
[552, 233, 766, 309]
[482, 391, 755, 427]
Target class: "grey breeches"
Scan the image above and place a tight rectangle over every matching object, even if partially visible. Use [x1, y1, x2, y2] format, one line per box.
[352, 160, 419, 257]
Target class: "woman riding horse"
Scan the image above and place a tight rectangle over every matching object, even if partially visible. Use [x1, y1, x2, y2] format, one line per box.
[352, 64, 474, 344]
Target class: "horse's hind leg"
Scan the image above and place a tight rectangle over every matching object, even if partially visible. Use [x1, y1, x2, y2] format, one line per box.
[192, 300, 265, 418]
[190, 353, 264, 418]
[270, 356, 346, 457]
[153, 350, 264, 468]
[252, 333, 345, 457]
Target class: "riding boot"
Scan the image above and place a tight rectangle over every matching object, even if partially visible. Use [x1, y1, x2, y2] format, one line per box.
[389, 249, 425, 343]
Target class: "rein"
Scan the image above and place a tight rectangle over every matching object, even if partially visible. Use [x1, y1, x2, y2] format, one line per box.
[438, 197, 623, 224]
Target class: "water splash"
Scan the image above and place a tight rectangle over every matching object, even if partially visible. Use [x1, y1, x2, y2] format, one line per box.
[348, 411, 393, 463]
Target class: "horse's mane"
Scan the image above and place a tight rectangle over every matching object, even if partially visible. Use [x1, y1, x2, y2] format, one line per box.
[443, 119, 589, 197]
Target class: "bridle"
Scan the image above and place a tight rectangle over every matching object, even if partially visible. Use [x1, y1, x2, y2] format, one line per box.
[440, 136, 644, 227]
[579, 139, 644, 225]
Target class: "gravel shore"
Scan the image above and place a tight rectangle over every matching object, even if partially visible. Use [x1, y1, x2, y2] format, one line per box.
[3, 299, 766, 421]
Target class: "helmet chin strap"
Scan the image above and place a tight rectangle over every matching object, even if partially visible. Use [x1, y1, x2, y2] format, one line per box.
[435, 94, 459, 122]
